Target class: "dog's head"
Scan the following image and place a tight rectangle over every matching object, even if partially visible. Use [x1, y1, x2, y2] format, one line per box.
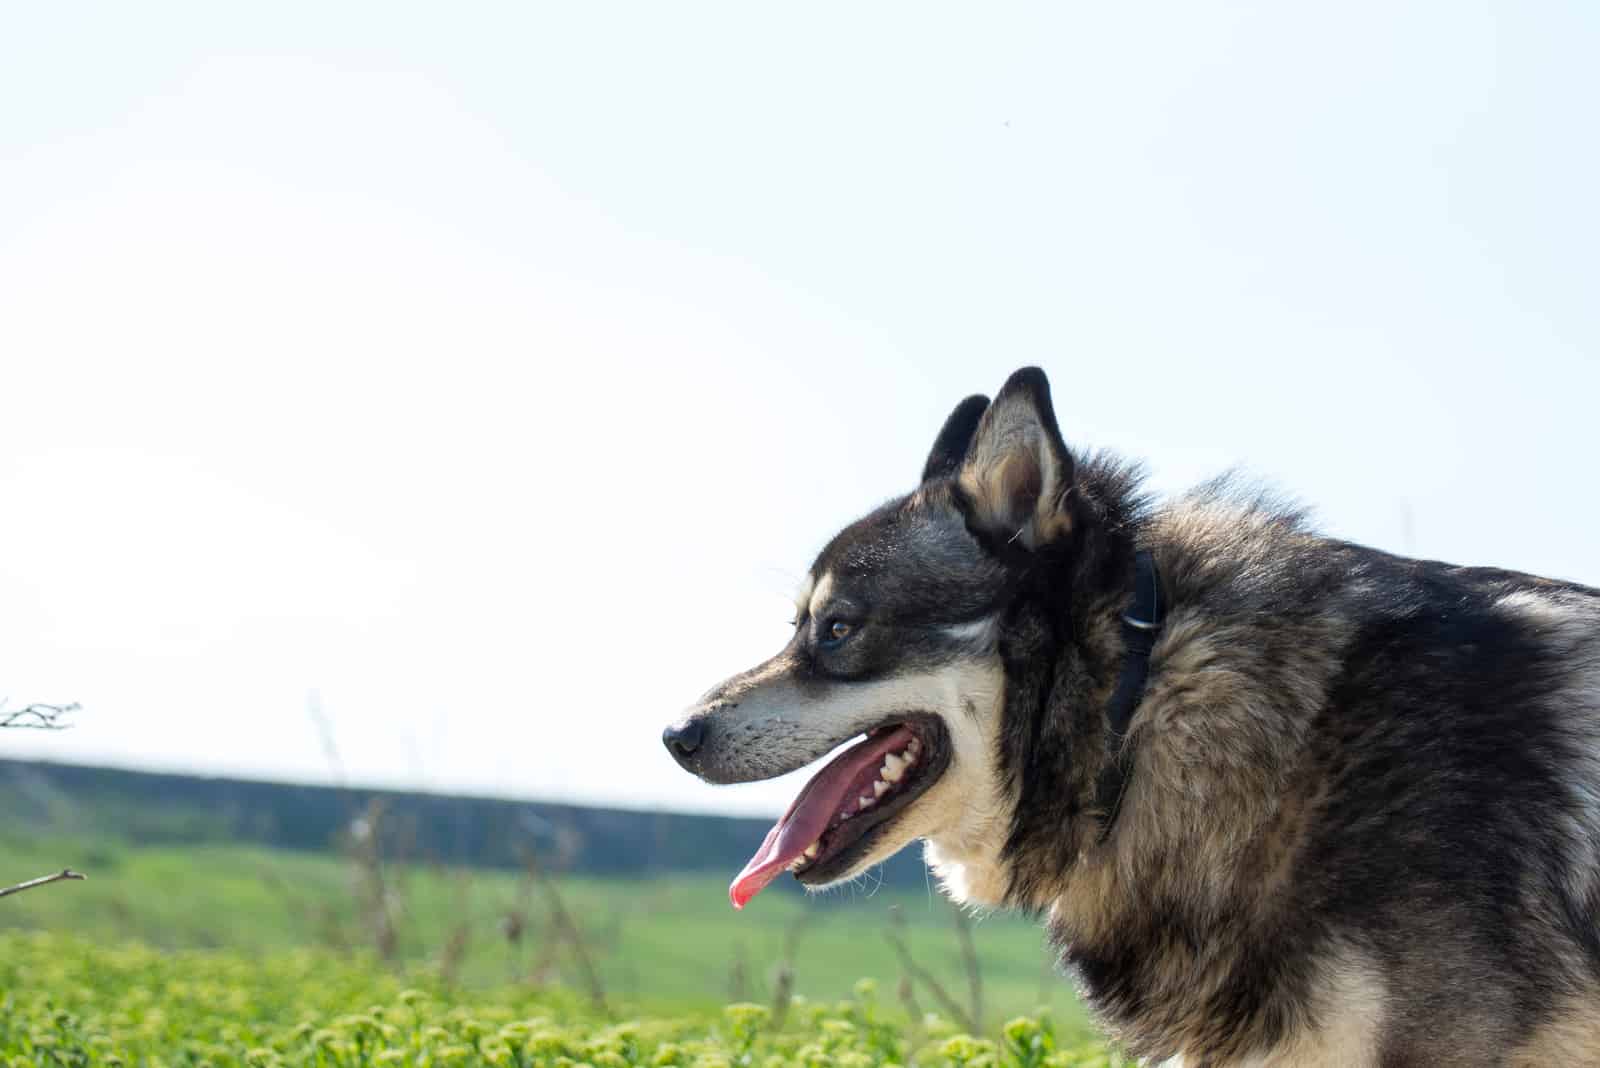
[664, 368, 1090, 908]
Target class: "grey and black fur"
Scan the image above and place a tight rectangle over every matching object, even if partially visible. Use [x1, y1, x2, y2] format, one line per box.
[664, 368, 1600, 1065]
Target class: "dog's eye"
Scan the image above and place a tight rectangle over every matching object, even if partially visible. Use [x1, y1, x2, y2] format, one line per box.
[820, 619, 855, 647]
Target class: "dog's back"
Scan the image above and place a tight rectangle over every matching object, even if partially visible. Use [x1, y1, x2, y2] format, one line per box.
[1073, 497, 1600, 1063]
[1312, 553, 1600, 1063]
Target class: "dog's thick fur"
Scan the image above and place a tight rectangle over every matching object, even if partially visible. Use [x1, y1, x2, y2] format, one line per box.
[666, 368, 1600, 1065]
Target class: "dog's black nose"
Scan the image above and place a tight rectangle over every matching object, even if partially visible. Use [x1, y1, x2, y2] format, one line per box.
[663, 719, 706, 764]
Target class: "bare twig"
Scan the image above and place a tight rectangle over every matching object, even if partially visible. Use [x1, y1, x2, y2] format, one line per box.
[898, 973, 925, 1035]
[884, 905, 977, 1033]
[305, 690, 346, 786]
[769, 911, 815, 1030]
[769, 959, 795, 1029]
[951, 903, 984, 1031]
[1037, 945, 1057, 1006]
[728, 939, 750, 1002]
[438, 870, 473, 988]
[501, 858, 539, 982]
[519, 845, 608, 1013]
[346, 799, 400, 962]
[0, 869, 86, 899]
[0, 701, 79, 730]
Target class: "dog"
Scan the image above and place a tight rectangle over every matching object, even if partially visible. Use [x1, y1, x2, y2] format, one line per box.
[663, 368, 1600, 1065]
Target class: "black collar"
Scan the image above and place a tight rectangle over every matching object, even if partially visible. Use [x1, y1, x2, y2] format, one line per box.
[1093, 549, 1165, 840]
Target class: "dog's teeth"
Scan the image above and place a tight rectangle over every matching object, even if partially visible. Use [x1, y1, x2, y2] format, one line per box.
[859, 794, 876, 809]
[804, 842, 819, 859]
[839, 810, 852, 821]
[883, 753, 906, 781]
[873, 779, 890, 798]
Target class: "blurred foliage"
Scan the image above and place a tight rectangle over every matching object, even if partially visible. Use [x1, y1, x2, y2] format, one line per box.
[0, 762, 1103, 1057]
[0, 828, 1088, 1030]
[0, 932, 1121, 1067]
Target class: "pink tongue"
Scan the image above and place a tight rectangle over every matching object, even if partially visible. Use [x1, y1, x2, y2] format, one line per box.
[729, 725, 914, 909]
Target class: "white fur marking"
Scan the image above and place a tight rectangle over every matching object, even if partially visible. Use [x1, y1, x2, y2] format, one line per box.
[1497, 589, 1600, 906]
[700, 653, 1011, 896]
[942, 617, 998, 652]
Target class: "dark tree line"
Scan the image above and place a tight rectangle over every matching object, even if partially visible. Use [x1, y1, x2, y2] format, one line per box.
[0, 759, 932, 891]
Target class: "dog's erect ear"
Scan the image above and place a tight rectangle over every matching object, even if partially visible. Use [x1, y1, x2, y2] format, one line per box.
[921, 394, 991, 483]
[957, 367, 1076, 549]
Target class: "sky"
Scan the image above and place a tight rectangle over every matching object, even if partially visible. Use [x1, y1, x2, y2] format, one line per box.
[1, 2, 1596, 818]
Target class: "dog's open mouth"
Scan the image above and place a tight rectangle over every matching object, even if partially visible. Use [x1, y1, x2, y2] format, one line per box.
[729, 716, 950, 908]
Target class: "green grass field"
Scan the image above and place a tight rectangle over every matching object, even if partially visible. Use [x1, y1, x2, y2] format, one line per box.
[0, 827, 1090, 1037]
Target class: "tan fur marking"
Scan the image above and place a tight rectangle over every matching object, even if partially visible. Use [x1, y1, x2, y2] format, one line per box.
[958, 391, 1073, 548]
[1231, 951, 1384, 1067]
[1510, 990, 1600, 1065]
[1106, 608, 1339, 917]
[806, 572, 834, 622]
[957, 466, 1003, 531]
[793, 573, 816, 623]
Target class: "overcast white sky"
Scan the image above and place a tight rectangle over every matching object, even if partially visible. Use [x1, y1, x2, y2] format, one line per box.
[2, 3, 1596, 817]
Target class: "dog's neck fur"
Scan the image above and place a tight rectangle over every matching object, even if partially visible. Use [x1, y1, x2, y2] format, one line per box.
[979, 467, 1342, 1063]
[918, 454, 1145, 907]
[976, 453, 1152, 909]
